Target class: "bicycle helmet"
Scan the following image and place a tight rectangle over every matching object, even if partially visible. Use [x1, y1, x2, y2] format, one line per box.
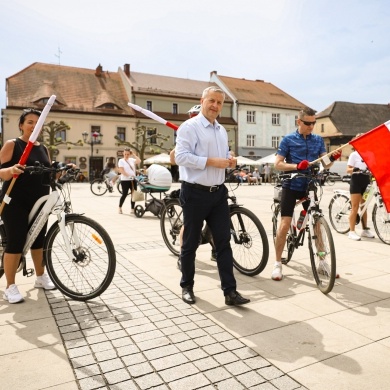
[187, 104, 201, 118]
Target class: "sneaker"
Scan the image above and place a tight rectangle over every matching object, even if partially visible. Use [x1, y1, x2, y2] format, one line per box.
[271, 263, 283, 281]
[348, 231, 361, 241]
[317, 260, 340, 279]
[3, 284, 24, 303]
[34, 273, 56, 290]
[361, 229, 375, 238]
[210, 250, 217, 262]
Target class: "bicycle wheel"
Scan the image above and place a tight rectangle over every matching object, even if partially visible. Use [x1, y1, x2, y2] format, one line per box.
[272, 204, 295, 265]
[326, 176, 335, 186]
[116, 179, 123, 194]
[44, 214, 116, 301]
[372, 203, 390, 245]
[91, 179, 108, 196]
[230, 207, 269, 276]
[160, 198, 183, 256]
[309, 215, 336, 294]
[328, 193, 351, 234]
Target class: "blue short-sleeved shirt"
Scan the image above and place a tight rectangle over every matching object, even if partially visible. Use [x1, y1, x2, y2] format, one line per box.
[277, 130, 326, 191]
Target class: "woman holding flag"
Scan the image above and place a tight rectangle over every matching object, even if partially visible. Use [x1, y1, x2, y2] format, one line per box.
[0, 108, 55, 304]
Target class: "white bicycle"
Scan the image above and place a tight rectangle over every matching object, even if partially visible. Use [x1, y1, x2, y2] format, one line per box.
[0, 163, 116, 301]
[328, 173, 390, 245]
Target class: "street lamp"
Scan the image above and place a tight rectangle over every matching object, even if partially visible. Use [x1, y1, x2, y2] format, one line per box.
[82, 131, 103, 181]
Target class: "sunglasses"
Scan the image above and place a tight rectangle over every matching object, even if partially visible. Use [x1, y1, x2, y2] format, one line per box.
[21, 108, 41, 117]
[300, 119, 316, 126]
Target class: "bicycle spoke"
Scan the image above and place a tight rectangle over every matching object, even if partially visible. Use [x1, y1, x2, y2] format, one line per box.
[329, 193, 350, 234]
[309, 216, 336, 294]
[373, 204, 390, 245]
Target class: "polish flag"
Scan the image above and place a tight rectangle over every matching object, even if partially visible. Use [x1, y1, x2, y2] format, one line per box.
[349, 120, 390, 212]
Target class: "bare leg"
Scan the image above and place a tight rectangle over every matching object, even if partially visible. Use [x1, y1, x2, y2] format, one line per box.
[4, 253, 22, 288]
[31, 248, 45, 277]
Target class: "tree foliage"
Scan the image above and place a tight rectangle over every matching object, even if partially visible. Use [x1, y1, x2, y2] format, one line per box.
[114, 125, 171, 165]
[39, 120, 83, 161]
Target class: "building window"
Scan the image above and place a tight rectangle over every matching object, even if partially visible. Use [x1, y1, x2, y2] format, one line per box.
[56, 128, 67, 142]
[272, 113, 280, 125]
[91, 126, 102, 144]
[147, 127, 157, 144]
[117, 127, 126, 142]
[321, 124, 324, 133]
[173, 103, 178, 114]
[247, 111, 256, 123]
[146, 101, 152, 111]
[272, 136, 280, 149]
[247, 134, 255, 147]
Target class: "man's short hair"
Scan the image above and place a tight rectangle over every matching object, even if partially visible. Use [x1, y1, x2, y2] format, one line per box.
[202, 86, 225, 100]
[298, 106, 317, 118]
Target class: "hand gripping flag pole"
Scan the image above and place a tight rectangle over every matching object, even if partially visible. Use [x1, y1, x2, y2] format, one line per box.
[128, 103, 179, 131]
[0, 95, 56, 215]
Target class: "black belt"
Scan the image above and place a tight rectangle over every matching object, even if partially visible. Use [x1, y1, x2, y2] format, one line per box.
[182, 181, 221, 193]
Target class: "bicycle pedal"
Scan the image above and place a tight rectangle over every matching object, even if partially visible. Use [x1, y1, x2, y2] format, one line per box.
[24, 268, 35, 277]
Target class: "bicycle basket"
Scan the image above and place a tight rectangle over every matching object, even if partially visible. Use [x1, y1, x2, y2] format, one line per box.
[274, 185, 282, 203]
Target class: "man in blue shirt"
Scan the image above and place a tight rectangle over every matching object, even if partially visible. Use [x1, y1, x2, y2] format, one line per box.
[175, 86, 250, 306]
[272, 106, 341, 281]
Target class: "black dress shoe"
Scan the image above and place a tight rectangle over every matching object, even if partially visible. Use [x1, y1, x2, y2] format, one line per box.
[225, 290, 250, 306]
[182, 287, 196, 304]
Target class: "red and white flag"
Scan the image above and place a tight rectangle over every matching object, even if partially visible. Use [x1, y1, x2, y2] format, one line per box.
[349, 120, 390, 212]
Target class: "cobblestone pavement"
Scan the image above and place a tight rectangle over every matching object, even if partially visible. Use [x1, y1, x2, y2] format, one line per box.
[47, 244, 306, 390]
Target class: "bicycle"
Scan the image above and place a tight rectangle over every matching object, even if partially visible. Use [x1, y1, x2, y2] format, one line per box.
[159, 188, 269, 277]
[0, 163, 116, 301]
[328, 172, 390, 244]
[271, 169, 336, 294]
[90, 175, 122, 196]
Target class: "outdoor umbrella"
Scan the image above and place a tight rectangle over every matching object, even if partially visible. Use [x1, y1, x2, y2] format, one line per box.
[144, 153, 171, 165]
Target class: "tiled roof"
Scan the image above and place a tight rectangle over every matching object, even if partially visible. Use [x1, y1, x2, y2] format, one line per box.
[6, 62, 133, 115]
[317, 101, 390, 136]
[217, 75, 306, 109]
[130, 72, 226, 100]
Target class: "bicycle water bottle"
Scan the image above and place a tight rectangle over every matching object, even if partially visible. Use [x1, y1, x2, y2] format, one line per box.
[297, 210, 307, 230]
[362, 184, 371, 201]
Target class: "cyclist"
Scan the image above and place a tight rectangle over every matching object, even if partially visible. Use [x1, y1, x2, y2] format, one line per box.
[346, 134, 375, 241]
[272, 106, 341, 281]
[0, 108, 55, 303]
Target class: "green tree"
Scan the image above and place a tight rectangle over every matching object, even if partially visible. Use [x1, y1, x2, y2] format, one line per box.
[39, 120, 83, 161]
[114, 125, 171, 165]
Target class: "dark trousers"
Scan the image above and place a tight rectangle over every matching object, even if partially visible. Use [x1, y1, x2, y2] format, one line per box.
[119, 180, 137, 209]
[179, 183, 236, 295]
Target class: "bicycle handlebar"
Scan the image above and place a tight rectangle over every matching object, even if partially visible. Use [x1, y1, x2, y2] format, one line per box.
[23, 162, 80, 184]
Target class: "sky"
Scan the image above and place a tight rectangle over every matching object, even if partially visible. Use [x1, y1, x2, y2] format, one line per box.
[1, 0, 390, 115]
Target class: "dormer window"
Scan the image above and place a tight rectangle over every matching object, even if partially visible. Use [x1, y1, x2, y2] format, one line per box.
[98, 103, 121, 110]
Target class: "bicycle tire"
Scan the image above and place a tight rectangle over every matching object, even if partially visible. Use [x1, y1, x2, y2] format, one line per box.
[160, 198, 183, 256]
[0, 224, 6, 279]
[272, 204, 295, 265]
[44, 214, 116, 301]
[91, 179, 108, 196]
[230, 207, 269, 276]
[372, 203, 390, 245]
[328, 193, 351, 234]
[326, 176, 335, 186]
[309, 215, 336, 294]
[116, 179, 123, 194]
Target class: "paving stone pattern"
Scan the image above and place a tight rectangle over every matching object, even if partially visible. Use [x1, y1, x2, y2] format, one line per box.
[46, 246, 307, 390]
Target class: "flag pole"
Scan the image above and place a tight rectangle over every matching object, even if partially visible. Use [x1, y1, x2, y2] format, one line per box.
[128, 103, 179, 130]
[310, 142, 350, 165]
[0, 95, 56, 215]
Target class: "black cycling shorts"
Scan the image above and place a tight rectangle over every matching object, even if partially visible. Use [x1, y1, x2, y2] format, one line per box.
[350, 174, 370, 195]
[280, 187, 310, 217]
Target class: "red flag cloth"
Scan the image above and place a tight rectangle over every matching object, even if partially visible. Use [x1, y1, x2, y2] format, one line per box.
[349, 120, 390, 212]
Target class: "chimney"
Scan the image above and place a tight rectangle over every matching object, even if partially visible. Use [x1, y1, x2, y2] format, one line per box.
[124, 63, 130, 77]
[210, 70, 217, 78]
[95, 64, 103, 77]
